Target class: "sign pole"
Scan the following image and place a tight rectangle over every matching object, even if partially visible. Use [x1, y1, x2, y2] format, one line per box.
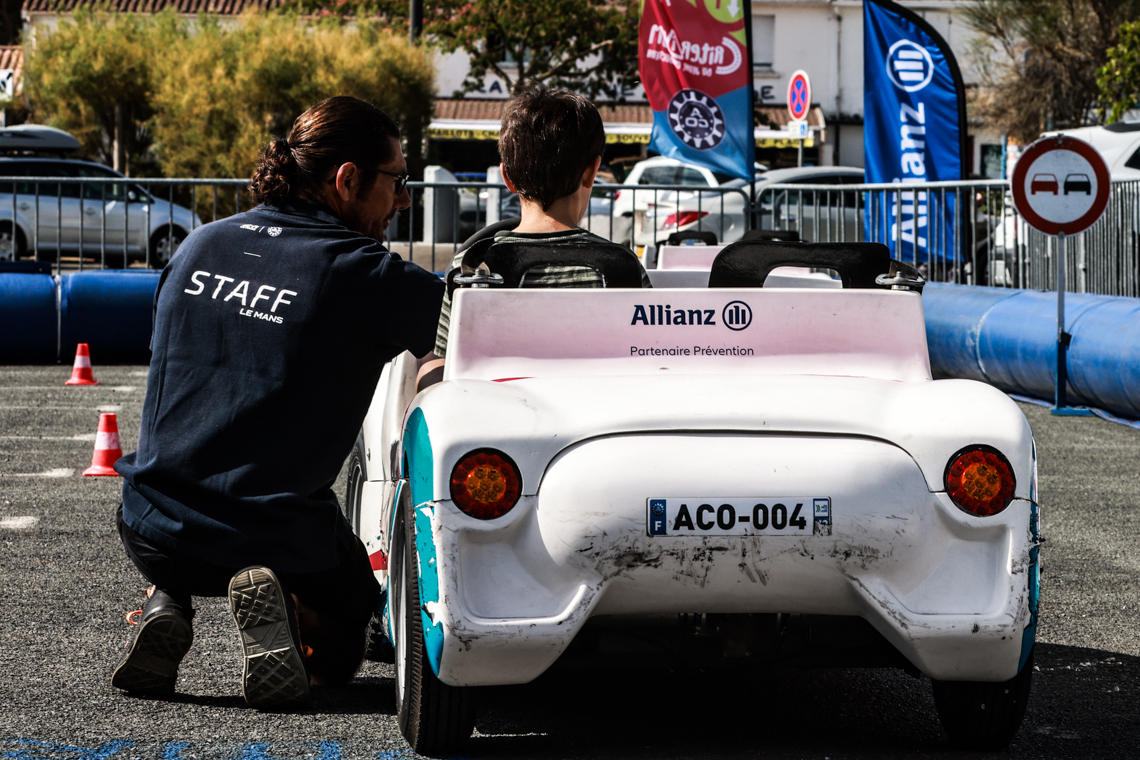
[1050, 232, 1092, 416]
[798, 137, 803, 167]
[1055, 232, 1067, 410]
[1010, 134, 1108, 417]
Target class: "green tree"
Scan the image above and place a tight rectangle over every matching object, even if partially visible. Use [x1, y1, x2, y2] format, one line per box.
[148, 13, 435, 182]
[21, 9, 180, 173]
[290, 0, 642, 100]
[429, 0, 641, 99]
[20, 8, 435, 187]
[1098, 20, 1140, 123]
[965, 0, 1140, 142]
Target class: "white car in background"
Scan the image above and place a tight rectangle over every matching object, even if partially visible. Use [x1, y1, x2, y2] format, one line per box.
[344, 237, 1039, 756]
[649, 166, 865, 246]
[1042, 122, 1140, 179]
[614, 156, 765, 247]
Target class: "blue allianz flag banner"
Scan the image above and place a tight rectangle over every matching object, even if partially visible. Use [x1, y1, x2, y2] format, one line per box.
[639, 0, 756, 180]
[863, 0, 966, 265]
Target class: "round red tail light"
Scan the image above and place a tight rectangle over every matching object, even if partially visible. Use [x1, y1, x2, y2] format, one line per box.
[449, 449, 522, 520]
[944, 445, 1016, 517]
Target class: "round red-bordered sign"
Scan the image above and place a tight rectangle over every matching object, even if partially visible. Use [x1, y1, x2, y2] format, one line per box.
[1011, 135, 1110, 236]
[787, 70, 811, 122]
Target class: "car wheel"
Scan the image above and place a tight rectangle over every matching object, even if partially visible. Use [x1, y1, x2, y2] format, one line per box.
[0, 223, 25, 261]
[931, 649, 1033, 750]
[392, 490, 476, 755]
[344, 435, 366, 536]
[148, 226, 187, 269]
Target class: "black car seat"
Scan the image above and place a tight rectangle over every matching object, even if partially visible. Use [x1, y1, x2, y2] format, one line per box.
[708, 239, 922, 291]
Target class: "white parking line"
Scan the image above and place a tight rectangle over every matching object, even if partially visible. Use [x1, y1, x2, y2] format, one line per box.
[0, 433, 96, 441]
[0, 407, 123, 411]
[4, 386, 136, 392]
[2, 468, 75, 478]
[1, 516, 38, 529]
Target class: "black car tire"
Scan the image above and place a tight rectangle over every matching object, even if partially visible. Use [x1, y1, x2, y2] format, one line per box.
[148, 226, 187, 269]
[344, 435, 366, 536]
[931, 649, 1034, 750]
[392, 488, 476, 756]
[0, 222, 26, 260]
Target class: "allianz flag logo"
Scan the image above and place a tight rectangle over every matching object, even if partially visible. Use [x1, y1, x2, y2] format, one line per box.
[886, 40, 934, 92]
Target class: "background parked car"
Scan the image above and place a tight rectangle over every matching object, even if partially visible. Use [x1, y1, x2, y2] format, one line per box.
[647, 166, 865, 246]
[0, 158, 202, 268]
[614, 156, 767, 247]
[0, 127, 200, 268]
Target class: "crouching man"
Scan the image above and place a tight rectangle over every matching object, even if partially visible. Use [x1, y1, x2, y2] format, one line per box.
[111, 96, 444, 709]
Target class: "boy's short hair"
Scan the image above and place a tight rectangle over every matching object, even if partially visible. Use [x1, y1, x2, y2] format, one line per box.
[499, 86, 606, 210]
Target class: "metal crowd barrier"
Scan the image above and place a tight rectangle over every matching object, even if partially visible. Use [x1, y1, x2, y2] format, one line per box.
[0, 176, 244, 274]
[7, 174, 1139, 298]
[749, 179, 1140, 296]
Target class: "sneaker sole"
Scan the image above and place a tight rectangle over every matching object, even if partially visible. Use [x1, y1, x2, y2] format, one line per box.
[228, 566, 311, 709]
[111, 611, 193, 695]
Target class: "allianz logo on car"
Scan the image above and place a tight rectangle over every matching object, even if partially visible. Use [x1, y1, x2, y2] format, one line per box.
[630, 300, 752, 330]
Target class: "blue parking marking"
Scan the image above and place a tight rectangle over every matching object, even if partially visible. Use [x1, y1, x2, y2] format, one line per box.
[2, 744, 412, 760]
[0, 741, 132, 760]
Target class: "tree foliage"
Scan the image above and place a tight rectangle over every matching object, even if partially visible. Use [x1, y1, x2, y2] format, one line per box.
[289, 0, 642, 99]
[21, 9, 165, 168]
[21, 10, 435, 182]
[1098, 21, 1140, 124]
[148, 13, 435, 179]
[429, 0, 641, 99]
[964, 0, 1140, 141]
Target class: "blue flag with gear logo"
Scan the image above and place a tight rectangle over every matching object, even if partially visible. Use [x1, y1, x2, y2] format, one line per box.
[638, 0, 756, 181]
[864, 0, 966, 265]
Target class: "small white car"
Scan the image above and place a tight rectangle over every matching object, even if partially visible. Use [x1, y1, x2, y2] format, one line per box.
[346, 239, 1039, 755]
[650, 166, 865, 247]
[613, 156, 765, 247]
[1043, 122, 1140, 179]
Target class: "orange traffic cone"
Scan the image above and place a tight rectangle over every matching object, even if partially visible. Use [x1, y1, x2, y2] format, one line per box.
[83, 413, 122, 477]
[65, 343, 99, 386]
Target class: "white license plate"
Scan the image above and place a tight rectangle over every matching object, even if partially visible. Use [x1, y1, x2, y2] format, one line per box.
[646, 497, 831, 537]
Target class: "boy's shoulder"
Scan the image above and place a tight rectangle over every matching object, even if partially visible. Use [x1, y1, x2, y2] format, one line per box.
[491, 228, 616, 246]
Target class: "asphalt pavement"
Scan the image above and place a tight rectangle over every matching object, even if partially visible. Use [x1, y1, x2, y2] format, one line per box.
[1, 363, 1138, 759]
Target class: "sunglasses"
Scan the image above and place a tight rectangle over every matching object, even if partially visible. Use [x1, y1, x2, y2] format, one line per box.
[327, 166, 409, 195]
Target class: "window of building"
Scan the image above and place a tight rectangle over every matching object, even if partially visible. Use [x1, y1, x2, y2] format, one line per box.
[752, 16, 775, 68]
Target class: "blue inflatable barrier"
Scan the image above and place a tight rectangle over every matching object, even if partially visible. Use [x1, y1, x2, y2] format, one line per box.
[59, 271, 160, 364]
[923, 283, 1140, 420]
[0, 272, 57, 362]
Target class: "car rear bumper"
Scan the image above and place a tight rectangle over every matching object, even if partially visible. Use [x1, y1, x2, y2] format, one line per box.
[420, 434, 1036, 687]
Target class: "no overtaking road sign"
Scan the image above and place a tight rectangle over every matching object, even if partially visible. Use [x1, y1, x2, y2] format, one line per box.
[1011, 135, 1110, 236]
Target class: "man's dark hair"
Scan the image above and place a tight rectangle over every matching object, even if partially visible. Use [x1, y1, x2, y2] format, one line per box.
[250, 96, 401, 204]
[499, 86, 606, 210]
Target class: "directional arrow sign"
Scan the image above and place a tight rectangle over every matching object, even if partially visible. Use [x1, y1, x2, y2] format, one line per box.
[787, 70, 811, 122]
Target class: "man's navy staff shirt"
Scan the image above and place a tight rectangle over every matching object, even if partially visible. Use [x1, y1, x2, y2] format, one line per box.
[116, 199, 444, 573]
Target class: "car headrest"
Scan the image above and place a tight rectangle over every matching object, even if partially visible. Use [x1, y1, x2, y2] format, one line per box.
[663, 230, 718, 246]
[709, 240, 902, 289]
[455, 216, 521, 254]
[741, 228, 801, 243]
[448, 238, 646, 297]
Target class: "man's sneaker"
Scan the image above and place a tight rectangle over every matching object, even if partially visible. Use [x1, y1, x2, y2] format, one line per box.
[228, 566, 311, 709]
[111, 587, 194, 696]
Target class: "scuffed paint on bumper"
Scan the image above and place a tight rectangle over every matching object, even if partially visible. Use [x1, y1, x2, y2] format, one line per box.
[420, 434, 1036, 687]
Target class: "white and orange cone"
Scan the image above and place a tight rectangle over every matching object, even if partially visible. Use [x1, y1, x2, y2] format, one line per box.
[83, 413, 122, 477]
[65, 343, 99, 386]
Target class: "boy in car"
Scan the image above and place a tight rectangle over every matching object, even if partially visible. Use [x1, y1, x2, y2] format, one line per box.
[425, 86, 649, 376]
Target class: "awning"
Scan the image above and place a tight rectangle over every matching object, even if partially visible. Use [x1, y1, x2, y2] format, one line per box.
[429, 99, 823, 148]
